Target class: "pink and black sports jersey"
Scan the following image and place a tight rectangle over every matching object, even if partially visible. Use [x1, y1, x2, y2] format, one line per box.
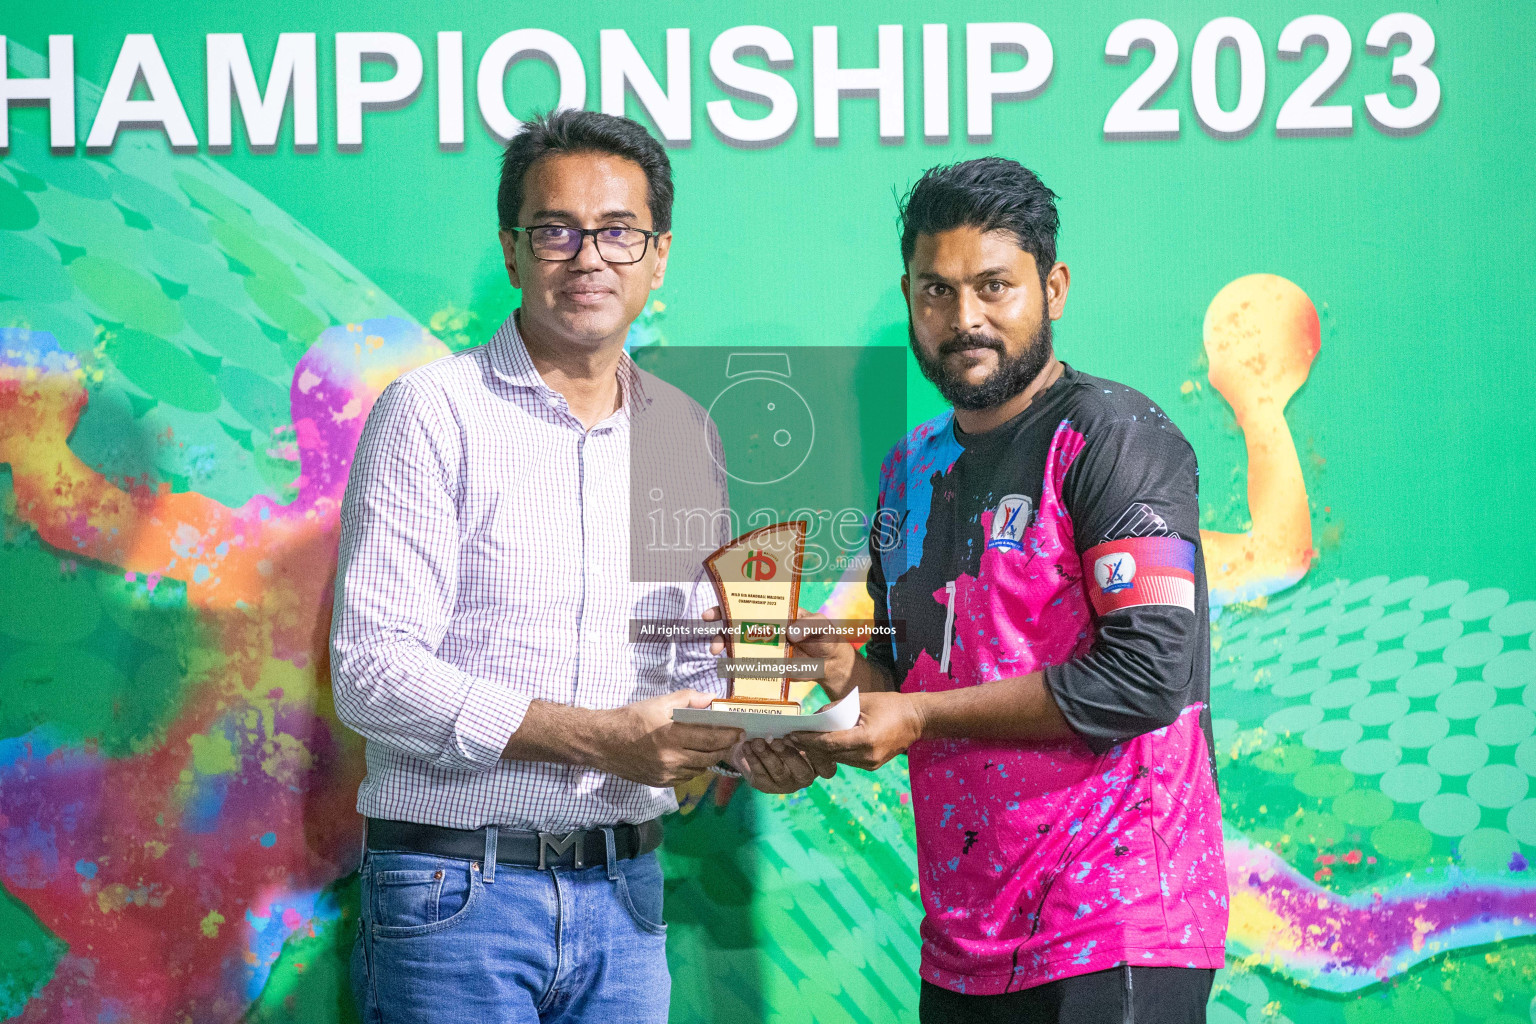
[866, 363, 1228, 995]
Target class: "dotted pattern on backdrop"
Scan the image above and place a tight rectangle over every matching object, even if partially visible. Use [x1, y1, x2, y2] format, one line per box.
[0, 124, 406, 509]
[1205, 576, 1536, 1024]
[663, 757, 925, 1024]
[1215, 576, 1536, 868]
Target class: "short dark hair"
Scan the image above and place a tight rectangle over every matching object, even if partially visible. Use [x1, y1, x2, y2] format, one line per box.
[497, 110, 674, 233]
[898, 157, 1060, 277]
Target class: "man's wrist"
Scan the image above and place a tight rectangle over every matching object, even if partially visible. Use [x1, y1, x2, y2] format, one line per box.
[898, 672, 1068, 744]
[503, 701, 618, 772]
[905, 691, 934, 743]
[819, 645, 860, 699]
[568, 705, 620, 774]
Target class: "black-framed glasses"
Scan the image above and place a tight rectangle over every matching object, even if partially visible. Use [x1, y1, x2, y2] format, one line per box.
[509, 224, 661, 264]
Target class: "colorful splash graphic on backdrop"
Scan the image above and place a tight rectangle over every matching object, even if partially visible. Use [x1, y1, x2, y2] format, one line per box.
[3, 25, 1536, 1024]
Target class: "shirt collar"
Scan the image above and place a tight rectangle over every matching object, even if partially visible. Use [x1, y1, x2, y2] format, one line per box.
[488, 311, 652, 415]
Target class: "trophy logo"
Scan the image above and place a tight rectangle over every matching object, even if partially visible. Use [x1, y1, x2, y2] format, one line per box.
[740, 549, 777, 580]
[705, 521, 806, 715]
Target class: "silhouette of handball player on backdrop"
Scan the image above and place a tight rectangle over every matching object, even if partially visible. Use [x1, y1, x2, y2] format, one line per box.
[0, 317, 446, 1015]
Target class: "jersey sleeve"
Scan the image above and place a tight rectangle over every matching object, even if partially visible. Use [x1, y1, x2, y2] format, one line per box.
[1043, 420, 1207, 755]
[863, 493, 899, 681]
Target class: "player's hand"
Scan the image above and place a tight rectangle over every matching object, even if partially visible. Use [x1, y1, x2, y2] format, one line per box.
[787, 608, 857, 697]
[735, 737, 837, 793]
[789, 691, 925, 772]
[595, 690, 742, 788]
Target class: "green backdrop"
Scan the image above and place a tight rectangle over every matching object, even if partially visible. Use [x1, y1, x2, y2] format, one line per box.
[1, 2, 1534, 1021]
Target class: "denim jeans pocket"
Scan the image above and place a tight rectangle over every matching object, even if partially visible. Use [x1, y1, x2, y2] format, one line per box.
[614, 852, 668, 935]
[368, 852, 480, 938]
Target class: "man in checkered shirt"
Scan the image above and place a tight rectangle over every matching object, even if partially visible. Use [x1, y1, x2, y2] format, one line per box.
[331, 110, 824, 1023]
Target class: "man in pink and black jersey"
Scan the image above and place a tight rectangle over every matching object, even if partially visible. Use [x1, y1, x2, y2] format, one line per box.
[794, 158, 1228, 1023]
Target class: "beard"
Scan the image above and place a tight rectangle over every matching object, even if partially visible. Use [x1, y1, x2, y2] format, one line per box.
[909, 312, 1054, 411]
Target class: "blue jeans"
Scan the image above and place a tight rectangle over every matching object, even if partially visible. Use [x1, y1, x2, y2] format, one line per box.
[351, 836, 670, 1023]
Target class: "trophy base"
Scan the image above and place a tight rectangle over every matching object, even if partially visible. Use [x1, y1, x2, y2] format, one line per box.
[709, 698, 803, 716]
[674, 689, 859, 739]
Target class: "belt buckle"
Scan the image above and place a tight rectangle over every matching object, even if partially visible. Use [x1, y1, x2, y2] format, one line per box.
[537, 830, 582, 870]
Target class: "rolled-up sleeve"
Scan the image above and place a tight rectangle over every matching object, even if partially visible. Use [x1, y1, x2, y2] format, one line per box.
[330, 377, 529, 772]
[671, 573, 729, 698]
[1043, 422, 1205, 755]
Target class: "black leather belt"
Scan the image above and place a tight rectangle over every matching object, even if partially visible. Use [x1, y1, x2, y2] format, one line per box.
[366, 816, 663, 871]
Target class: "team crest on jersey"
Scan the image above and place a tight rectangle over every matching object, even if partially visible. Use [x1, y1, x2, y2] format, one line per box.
[1093, 551, 1137, 593]
[986, 494, 1033, 551]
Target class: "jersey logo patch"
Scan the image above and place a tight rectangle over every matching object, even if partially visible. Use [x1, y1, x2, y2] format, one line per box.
[1084, 536, 1196, 614]
[986, 494, 1033, 551]
[1094, 551, 1136, 592]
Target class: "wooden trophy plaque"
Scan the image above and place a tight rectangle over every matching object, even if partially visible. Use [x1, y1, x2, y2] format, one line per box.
[704, 521, 806, 715]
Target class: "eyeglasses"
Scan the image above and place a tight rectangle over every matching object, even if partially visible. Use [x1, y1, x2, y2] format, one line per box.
[509, 224, 661, 264]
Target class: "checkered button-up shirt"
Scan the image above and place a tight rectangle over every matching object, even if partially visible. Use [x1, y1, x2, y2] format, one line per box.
[331, 314, 727, 831]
